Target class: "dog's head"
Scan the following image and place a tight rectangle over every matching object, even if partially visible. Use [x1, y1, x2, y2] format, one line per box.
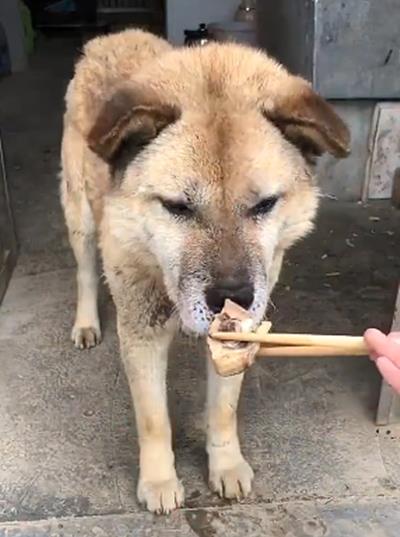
[87, 44, 350, 334]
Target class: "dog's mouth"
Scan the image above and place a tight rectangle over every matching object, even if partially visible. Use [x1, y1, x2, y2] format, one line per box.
[177, 295, 214, 335]
[176, 281, 269, 335]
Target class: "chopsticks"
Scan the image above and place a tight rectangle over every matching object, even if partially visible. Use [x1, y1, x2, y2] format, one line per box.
[257, 344, 367, 357]
[209, 330, 368, 357]
[207, 300, 369, 377]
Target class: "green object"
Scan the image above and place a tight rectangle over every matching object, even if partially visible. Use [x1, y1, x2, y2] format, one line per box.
[19, 1, 35, 56]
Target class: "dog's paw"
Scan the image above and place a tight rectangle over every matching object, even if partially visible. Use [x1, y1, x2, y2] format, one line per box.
[71, 325, 102, 349]
[137, 477, 185, 514]
[209, 458, 254, 500]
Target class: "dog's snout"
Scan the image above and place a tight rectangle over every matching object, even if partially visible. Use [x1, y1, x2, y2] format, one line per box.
[206, 278, 254, 313]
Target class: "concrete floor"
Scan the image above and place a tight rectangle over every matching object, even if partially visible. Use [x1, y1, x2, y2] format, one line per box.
[1, 37, 400, 536]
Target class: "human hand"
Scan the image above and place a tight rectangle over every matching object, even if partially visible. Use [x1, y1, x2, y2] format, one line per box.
[364, 329, 400, 394]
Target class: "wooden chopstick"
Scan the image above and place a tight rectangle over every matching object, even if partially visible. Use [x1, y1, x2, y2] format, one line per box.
[257, 345, 367, 357]
[209, 331, 368, 354]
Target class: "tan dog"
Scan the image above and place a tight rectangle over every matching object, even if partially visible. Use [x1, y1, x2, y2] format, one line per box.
[61, 29, 350, 514]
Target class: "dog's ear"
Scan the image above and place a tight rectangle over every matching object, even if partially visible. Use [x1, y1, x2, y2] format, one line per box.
[264, 79, 350, 160]
[88, 85, 180, 161]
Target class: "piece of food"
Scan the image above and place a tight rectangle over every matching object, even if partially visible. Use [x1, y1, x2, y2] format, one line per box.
[207, 301, 368, 376]
[207, 299, 271, 377]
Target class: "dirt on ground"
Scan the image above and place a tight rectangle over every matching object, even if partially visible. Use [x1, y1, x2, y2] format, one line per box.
[272, 200, 400, 336]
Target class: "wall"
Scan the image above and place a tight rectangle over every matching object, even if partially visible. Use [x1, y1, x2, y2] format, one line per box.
[166, 0, 238, 45]
[0, 0, 27, 72]
[318, 102, 374, 201]
[257, 0, 314, 82]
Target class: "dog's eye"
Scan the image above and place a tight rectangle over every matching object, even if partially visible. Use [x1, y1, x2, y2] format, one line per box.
[249, 196, 279, 217]
[161, 199, 194, 218]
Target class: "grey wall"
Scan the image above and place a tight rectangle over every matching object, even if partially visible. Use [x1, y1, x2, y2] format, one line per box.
[166, 0, 238, 45]
[257, 0, 400, 99]
[256, 0, 314, 81]
[0, 0, 27, 72]
[318, 102, 374, 201]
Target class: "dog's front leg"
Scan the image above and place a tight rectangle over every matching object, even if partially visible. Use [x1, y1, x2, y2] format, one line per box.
[118, 325, 184, 514]
[207, 357, 254, 499]
[207, 359, 253, 499]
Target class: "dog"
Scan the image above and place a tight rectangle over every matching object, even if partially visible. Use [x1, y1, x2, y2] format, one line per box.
[61, 29, 350, 514]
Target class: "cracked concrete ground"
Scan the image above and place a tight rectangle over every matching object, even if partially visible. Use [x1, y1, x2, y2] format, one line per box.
[1, 36, 400, 536]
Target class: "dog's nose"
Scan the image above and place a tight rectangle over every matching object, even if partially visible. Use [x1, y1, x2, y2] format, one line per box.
[206, 279, 254, 313]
